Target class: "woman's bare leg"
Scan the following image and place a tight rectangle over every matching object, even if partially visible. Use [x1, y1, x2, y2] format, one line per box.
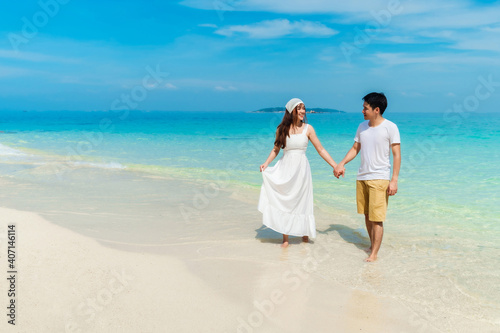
[281, 234, 289, 248]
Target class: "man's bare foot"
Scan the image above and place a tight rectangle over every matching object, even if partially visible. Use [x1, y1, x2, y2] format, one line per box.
[302, 236, 309, 243]
[365, 255, 377, 262]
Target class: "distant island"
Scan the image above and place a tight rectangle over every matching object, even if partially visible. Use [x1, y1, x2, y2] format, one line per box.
[251, 107, 345, 113]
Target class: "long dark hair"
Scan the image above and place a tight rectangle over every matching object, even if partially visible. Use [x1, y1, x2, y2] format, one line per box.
[274, 106, 308, 149]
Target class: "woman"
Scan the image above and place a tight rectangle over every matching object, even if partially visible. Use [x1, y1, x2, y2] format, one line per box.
[258, 98, 338, 248]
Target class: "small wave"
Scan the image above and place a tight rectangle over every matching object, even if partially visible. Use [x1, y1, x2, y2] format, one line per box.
[0, 143, 27, 156]
[71, 161, 126, 170]
[217, 137, 252, 140]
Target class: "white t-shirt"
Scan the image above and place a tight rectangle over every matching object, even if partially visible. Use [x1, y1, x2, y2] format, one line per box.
[354, 119, 400, 180]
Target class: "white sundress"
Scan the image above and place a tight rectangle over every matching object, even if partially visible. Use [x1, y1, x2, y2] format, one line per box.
[258, 124, 316, 238]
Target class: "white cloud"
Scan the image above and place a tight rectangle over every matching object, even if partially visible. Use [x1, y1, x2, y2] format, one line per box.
[411, 26, 500, 53]
[183, 0, 500, 53]
[373, 52, 500, 67]
[401, 91, 424, 97]
[317, 47, 337, 62]
[393, 6, 500, 30]
[374, 52, 435, 66]
[215, 19, 337, 39]
[384, 5, 500, 53]
[198, 23, 218, 28]
[165, 83, 178, 90]
[168, 78, 267, 91]
[180, 0, 446, 16]
[383, 35, 424, 44]
[418, 30, 455, 40]
[215, 85, 237, 91]
[0, 49, 80, 63]
[0, 65, 40, 77]
[483, 26, 500, 33]
[452, 37, 500, 52]
[318, 55, 335, 62]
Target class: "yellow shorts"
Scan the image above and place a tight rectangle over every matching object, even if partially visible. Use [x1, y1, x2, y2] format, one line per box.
[356, 180, 390, 222]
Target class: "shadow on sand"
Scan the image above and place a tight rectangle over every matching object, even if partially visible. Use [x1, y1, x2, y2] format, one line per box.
[318, 224, 370, 251]
[254, 225, 314, 245]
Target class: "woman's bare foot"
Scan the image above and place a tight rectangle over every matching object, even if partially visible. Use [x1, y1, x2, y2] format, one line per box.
[281, 235, 289, 248]
[302, 236, 309, 243]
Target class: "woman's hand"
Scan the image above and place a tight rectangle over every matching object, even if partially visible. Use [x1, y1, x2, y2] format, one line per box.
[260, 145, 280, 172]
[333, 164, 345, 178]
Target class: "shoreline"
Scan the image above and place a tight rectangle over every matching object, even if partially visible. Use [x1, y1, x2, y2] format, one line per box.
[0, 205, 446, 333]
[1, 165, 499, 332]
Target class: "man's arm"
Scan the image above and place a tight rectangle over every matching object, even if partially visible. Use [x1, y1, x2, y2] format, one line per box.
[387, 143, 401, 196]
[334, 142, 360, 178]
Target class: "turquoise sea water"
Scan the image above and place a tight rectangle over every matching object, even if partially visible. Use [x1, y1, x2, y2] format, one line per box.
[1, 110, 498, 225]
[1, 110, 500, 328]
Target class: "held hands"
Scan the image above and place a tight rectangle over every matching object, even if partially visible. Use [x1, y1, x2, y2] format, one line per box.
[387, 180, 398, 196]
[333, 164, 345, 179]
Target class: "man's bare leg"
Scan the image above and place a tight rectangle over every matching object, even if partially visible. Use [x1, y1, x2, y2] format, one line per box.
[281, 234, 289, 248]
[366, 222, 383, 262]
[365, 214, 373, 252]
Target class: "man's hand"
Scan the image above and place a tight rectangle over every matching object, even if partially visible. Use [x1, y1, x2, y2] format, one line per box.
[387, 180, 398, 196]
[333, 164, 345, 179]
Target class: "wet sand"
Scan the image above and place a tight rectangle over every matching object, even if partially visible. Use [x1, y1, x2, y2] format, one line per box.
[0, 165, 495, 332]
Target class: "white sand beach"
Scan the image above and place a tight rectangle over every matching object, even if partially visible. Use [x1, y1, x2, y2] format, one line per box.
[1, 204, 446, 333]
[3, 0, 500, 329]
[0, 167, 498, 333]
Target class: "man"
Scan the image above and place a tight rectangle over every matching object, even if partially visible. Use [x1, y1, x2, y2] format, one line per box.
[334, 92, 401, 262]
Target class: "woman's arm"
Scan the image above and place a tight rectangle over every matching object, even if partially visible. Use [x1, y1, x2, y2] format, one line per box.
[307, 125, 337, 169]
[261, 129, 281, 172]
[260, 145, 280, 172]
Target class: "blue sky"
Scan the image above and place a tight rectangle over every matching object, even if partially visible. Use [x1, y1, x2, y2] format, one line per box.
[1, 0, 500, 112]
